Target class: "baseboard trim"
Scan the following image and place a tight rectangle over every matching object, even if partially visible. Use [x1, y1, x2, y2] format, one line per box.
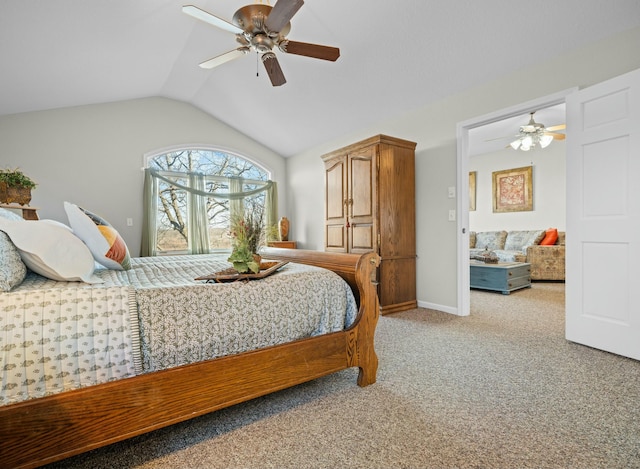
[417, 300, 463, 316]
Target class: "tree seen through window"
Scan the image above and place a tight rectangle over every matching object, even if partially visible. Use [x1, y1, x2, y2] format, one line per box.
[148, 148, 269, 254]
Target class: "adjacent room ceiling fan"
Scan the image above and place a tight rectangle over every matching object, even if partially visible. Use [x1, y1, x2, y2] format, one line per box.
[183, 0, 340, 86]
[506, 112, 566, 151]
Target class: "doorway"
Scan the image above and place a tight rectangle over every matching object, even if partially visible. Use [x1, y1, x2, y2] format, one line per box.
[456, 89, 576, 316]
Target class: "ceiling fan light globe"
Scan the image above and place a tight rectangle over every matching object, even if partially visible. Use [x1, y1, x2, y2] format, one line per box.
[540, 134, 554, 148]
[510, 140, 521, 150]
[520, 135, 535, 151]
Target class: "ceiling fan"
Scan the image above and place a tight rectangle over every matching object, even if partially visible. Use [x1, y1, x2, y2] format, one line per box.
[506, 112, 566, 151]
[183, 1, 340, 86]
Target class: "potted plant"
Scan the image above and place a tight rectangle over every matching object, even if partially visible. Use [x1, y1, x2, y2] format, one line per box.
[0, 168, 37, 206]
[227, 210, 265, 274]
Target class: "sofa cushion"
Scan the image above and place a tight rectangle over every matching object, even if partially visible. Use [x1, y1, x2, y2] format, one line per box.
[492, 250, 520, 263]
[557, 231, 566, 245]
[540, 228, 559, 245]
[475, 231, 507, 250]
[504, 230, 546, 252]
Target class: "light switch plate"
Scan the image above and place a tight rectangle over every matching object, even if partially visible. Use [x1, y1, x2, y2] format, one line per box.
[448, 209, 456, 221]
[448, 186, 456, 198]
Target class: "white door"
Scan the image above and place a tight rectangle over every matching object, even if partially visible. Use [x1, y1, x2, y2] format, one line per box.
[565, 68, 640, 360]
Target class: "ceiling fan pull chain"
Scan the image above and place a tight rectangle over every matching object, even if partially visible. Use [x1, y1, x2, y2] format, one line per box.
[256, 52, 259, 77]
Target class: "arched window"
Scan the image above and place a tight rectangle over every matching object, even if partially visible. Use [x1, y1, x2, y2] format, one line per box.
[141, 147, 276, 256]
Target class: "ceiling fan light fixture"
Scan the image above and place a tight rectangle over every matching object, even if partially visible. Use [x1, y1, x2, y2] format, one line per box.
[508, 112, 563, 152]
[520, 135, 533, 151]
[540, 134, 554, 148]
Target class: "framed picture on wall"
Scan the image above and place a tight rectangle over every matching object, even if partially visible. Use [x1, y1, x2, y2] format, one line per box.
[492, 166, 533, 213]
[469, 171, 476, 211]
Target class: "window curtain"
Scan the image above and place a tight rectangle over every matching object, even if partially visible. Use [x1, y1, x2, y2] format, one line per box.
[141, 168, 278, 257]
[229, 177, 244, 224]
[188, 172, 210, 255]
[264, 180, 278, 231]
[140, 169, 158, 257]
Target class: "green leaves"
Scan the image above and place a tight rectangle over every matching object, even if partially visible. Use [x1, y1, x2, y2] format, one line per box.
[227, 244, 260, 274]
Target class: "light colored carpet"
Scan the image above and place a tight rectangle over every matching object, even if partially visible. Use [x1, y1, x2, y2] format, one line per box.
[45, 283, 640, 469]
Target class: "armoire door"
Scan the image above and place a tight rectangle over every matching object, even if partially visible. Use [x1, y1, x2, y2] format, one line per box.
[324, 155, 348, 252]
[348, 147, 377, 254]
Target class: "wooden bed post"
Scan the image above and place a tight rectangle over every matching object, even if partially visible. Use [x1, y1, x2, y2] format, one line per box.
[260, 248, 381, 386]
[354, 252, 381, 386]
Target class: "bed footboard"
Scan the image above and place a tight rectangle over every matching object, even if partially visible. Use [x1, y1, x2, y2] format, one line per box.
[0, 250, 380, 469]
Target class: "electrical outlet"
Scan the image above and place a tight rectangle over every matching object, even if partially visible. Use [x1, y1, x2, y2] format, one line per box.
[448, 209, 456, 221]
[126, 218, 133, 227]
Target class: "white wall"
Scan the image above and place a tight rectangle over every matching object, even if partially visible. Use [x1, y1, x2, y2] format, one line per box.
[469, 141, 566, 232]
[285, 25, 640, 313]
[2, 27, 640, 314]
[0, 97, 287, 256]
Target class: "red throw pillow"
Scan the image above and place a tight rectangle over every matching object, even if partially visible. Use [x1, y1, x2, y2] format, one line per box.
[540, 228, 558, 246]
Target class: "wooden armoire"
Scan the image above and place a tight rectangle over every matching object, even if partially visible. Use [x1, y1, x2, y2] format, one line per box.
[322, 135, 416, 314]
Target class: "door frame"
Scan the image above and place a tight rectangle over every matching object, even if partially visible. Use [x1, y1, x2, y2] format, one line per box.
[455, 88, 577, 316]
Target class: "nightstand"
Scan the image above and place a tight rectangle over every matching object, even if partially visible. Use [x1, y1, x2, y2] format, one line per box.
[267, 241, 297, 249]
[0, 204, 39, 220]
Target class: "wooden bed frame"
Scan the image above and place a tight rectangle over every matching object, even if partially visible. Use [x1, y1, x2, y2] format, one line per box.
[0, 248, 380, 469]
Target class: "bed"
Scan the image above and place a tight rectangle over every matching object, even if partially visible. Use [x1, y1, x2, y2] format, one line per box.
[0, 246, 380, 469]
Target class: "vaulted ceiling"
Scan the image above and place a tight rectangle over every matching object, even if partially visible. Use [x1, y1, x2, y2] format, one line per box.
[2, 1, 640, 157]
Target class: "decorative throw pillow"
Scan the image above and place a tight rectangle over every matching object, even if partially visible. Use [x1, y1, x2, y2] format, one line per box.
[64, 202, 131, 270]
[0, 230, 27, 291]
[469, 231, 476, 249]
[0, 218, 102, 283]
[475, 231, 507, 250]
[504, 230, 546, 252]
[540, 228, 559, 246]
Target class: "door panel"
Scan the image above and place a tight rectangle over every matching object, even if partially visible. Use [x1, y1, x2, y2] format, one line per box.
[324, 156, 348, 252]
[349, 151, 375, 219]
[348, 148, 377, 253]
[566, 67, 640, 360]
[351, 224, 373, 253]
[325, 158, 346, 220]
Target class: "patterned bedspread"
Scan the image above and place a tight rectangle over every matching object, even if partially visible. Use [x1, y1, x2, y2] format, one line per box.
[0, 254, 357, 406]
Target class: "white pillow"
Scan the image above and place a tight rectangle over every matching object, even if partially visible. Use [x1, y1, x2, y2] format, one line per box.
[0, 218, 103, 283]
[64, 202, 131, 270]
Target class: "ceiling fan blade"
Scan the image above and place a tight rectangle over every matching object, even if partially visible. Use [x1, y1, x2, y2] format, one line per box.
[545, 123, 566, 132]
[265, 0, 304, 32]
[199, 48, 248, 69]
[182, 5, 243, 34]
[282, 40, 340, 61]
[545, 132, 566, 140]
[262, 53, 286, 86]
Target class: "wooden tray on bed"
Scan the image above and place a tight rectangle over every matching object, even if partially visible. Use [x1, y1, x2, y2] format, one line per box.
[195, 260, 289, 283]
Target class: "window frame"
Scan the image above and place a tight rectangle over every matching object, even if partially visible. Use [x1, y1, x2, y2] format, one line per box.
[143, 144, 273, 255]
